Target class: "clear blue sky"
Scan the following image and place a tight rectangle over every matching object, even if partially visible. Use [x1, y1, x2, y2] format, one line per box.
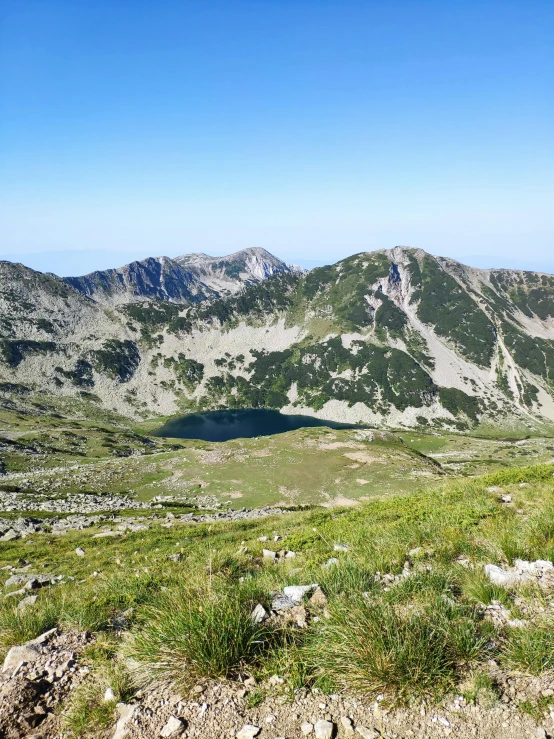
[1, 0, 553, 276]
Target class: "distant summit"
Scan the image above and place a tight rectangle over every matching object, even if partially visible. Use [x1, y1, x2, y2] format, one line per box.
[64, 247, 304, 305]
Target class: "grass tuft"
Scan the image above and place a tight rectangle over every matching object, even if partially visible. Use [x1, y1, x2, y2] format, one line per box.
[123, 584, 277, 690]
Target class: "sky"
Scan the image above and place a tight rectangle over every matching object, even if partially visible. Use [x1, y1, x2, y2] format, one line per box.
[0, 0, 553, 276]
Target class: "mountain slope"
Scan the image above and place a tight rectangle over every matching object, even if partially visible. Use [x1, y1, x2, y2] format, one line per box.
[1, 247, 554, 431]
[64, 247, 301, 305]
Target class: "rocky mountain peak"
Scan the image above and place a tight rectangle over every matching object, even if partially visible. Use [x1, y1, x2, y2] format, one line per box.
[63, 248, 301, 305]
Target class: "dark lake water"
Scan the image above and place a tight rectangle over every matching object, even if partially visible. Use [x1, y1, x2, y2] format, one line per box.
[154, 409, 359, 442]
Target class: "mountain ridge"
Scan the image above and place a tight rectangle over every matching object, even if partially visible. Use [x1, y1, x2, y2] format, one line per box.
[1, 246, 554, 431]
[63, 247, 303, 305]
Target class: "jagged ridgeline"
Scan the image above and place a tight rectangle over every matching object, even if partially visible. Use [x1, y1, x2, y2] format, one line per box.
[1, 247, 554, 431]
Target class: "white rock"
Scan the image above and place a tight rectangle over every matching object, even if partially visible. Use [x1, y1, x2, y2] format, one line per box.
[283, 584, 318, 603]
[160, 716, 186, 737]
[236, 725, 260, 739]
[263, 549, 277, 560]
[334, 543, 349, 552]
[2, 643, 40, 672]
[484, 564, 522, 587]
[314, 719, 334, 739]
[325, 558, 339, 567]
[250, 603, 268, 624]
[112, 703, 135, 739]
[104, 687, 116, 702]
[75, 547, 86, 557]
[356, 728, 378, 739]
[301, 722, 314, 736]
[16, 594, 38, 613]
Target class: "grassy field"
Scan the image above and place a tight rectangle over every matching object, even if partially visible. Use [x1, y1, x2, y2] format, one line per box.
[2, 403, 554, 510]
[2, 462, 554, 735]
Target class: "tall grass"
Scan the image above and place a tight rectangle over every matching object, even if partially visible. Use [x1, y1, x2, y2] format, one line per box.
[500, 624, 554, 674]
[306, 580, 488, 701]
[124, 584, 278, 689]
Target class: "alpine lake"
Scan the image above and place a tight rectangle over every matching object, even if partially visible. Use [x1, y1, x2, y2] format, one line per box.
[154, 408, 360, 442]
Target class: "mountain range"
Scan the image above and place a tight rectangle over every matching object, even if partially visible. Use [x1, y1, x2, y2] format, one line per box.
[1, 245, 553, 432]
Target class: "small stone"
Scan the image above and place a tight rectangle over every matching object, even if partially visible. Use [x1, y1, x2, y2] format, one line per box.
[301, 723, 314, 736]
[160, 716, 186, 737]
[310, 587, 328, 606]
[314, 719, 334, 739]
[16, 595, 38, 613]
[325, 558, 339, 567]
[250, 604, 268, 624]
[167, 553, 183, 562]
[340, 716, 354, 736]
[283, 584, 317, 603]
[290, 605, 308, 627]
[2, 644, 40, 672]
[104, 687, 116, 702]
[334, 543, 349, 552]
[236, 725, 260, 739]
[356, 728, 377, 739]
[112, 703, 135, 739]
[0, 529, 19, 541]
[75, 547, 86, 557]
[263, 549, 277, 560]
